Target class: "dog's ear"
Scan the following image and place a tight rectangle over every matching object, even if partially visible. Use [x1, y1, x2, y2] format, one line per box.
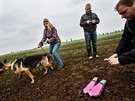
[3, 59, 7, 64]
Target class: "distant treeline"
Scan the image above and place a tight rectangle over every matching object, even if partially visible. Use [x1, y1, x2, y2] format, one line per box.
[99, 29, 123, 35]
[66, 29, 123, 42]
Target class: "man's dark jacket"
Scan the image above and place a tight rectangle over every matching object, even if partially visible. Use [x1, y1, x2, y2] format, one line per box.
[116, 17, 135, 65]
[80, 12, 100, 32]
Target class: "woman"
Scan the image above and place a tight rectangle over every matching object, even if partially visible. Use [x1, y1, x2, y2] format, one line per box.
[38, 18, 64, 68]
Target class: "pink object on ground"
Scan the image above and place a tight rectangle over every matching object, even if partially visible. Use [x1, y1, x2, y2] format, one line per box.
[83, 77, 98, 94]
[88, 80, 106, 97]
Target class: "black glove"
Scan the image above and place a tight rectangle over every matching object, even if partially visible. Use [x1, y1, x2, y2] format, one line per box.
[37, 42, 43, 48]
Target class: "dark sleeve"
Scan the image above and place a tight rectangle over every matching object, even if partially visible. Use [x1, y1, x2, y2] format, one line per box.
[80, 15, 87, 27]
[115, 24, 133, 56]
[115, 23, 135, 65]
[39, 29, 47, 45]
[118, 49, 135, 65]
[94, 13, 100, 24]
[47, 27, 58, 43]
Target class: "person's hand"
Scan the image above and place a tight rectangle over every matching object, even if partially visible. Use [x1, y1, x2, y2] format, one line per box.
[86, 20, 91, 24]
[104, 53, 118, 61]
[91, 20, 96, 24]
[43, 41, 47, 45]
[37, 44, 42, 48]
[109, 53, 118, 59]
[37, 44, 41, 48]
[104, 53, 119, 65]
[44, 39, 49, 45]
[108, 57, 119, 65]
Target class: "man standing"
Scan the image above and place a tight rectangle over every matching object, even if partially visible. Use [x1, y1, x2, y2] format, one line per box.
[107, 0, 135, 65]
[80, 3, 100, 60]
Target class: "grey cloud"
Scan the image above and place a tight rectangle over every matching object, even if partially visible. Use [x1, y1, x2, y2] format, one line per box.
[1, 0, 125, 55]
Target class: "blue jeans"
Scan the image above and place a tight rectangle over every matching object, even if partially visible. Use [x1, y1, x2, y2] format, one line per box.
[84, 31, 97, 57]
[48, 42, 63, 66]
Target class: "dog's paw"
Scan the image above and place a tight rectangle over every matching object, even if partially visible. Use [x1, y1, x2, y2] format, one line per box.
[19, 74, 22, 79]
[43, 72, 47, 75]
[31, 80, 35, 84]
[51, 67, 54, 70]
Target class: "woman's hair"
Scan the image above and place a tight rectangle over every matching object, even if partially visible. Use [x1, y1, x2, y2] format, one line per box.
[115, 0, 133, 11]
[43, 18, 54, 31]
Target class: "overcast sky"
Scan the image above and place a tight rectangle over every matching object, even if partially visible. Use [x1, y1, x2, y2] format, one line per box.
[0, 0, 125, 55]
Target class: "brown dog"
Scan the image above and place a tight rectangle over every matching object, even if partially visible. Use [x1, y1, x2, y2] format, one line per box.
[1, 53, 55, 84]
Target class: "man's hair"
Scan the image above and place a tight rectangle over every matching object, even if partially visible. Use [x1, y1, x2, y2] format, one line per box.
[85, 3, 91, 9]
[86, 3, 91, 6]
[115, 0, 134, 11]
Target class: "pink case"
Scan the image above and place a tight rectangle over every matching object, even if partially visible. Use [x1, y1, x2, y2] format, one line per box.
[83, 77, 98, 94]
[88, 80, 106, 97]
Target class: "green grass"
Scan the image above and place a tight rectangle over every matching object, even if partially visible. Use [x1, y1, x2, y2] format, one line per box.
[0, 32, 122, 62]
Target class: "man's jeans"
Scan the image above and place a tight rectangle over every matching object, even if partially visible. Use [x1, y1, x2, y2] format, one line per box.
[84, 31, 97, 57]
[48, 42, 63, 65]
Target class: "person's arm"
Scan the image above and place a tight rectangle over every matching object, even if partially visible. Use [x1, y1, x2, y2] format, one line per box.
[115, 23, 133, 56]
[107, 23, 134, 65]
[118, 48, 135, 65]
[80, 15, 88, 27]
[108, 48, 135, 65]
[38, 29, 47, 47]
[90, 13, 100, 24]
[93, 13, 100, 24]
